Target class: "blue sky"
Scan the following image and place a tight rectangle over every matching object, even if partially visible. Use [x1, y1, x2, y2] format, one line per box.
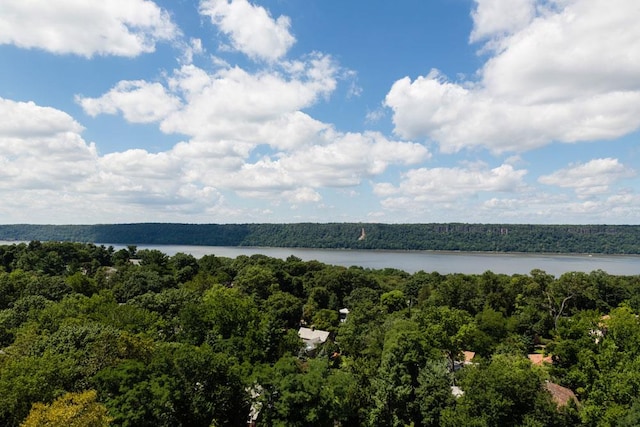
[0, 0, 638, 224]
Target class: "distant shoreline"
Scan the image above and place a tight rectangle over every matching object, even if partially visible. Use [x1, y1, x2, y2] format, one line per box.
[103, 243, 640, 258]
[1, 222, 639, 255]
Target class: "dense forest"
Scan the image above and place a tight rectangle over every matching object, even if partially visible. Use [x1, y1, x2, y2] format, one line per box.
[1, 222, 640, 254]
[1, 241, 640, 426]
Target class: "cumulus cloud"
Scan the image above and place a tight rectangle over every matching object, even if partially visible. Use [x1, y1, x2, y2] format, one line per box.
[0, 0, 178, 57]
[63, 1, 434, 213]
[470, 0, 536, 43]
[76, 50, 429, 204]
[370, 161, 638, 224]
[0, 98, 96, 189]
[99, 149, 182, 180]
[3, 0, 639, 224]
[78, 54, 338, 146]
[76, 54, 340, 169]
[221, 132, 430, 193]
[482, 192, 640, 224]
[161, 56, 337, 141]
[385, 0, 640, 153]
[155, 128, 429, 204]
[180, 38, 205, 64]
[539, 158, 636, 196]
[200, 0, 295, 61]
[0, 98, 83, 138]
[77, 81, 182, 123]
[374, 163, 527, 206]
[0, 97, 230, 222]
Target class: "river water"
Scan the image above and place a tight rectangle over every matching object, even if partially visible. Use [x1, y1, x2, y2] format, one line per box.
[3, 240, 638, 276]
[114, 244, 640, 277]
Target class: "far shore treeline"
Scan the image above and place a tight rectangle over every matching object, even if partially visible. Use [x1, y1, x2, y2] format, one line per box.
[0, 223, 639, 254]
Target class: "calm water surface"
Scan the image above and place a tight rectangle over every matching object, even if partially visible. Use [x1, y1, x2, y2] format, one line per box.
[114, 244, 640, 277]
[3, 241, 638, 276]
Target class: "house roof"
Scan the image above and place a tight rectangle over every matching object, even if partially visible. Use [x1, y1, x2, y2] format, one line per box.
[298, 327, 330, 344]
[453, 350, 477, 372]
[528, 353, 553, 366]
[545, 381, 579, 407]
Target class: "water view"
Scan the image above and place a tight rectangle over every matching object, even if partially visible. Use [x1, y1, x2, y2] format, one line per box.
[115, 244, 640, 277]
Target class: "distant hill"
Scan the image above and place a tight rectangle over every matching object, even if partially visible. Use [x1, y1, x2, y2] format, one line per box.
[0, 223, 639, 254]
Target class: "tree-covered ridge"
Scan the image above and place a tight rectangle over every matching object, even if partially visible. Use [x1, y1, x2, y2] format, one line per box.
[1, 222, 640, 253]
[1, 241, 640, 426]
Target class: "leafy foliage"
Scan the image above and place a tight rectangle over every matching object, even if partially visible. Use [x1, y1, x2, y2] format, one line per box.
[20, 390, 111, 427]
[0, 241, 639, 426]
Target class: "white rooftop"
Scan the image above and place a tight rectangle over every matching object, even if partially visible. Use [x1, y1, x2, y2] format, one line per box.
[298, 327, 330, 345]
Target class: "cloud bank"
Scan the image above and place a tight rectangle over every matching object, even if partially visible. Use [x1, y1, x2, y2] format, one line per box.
[385, 0, 640, 153]
[0, 0, 178, 57]
[0, 0, 638, 224]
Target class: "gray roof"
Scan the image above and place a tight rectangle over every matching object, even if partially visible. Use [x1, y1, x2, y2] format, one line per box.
[298, 327, 330, 347]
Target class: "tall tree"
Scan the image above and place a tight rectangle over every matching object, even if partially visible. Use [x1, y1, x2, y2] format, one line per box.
[20, 390, 111, 427]
[441, 354, 560, 427]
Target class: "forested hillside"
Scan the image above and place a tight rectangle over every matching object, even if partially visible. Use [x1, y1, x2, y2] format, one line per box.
[1, 222, 639, 253]
[1, 241, 640, 426]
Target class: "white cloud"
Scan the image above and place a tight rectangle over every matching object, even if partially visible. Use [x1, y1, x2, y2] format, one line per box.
[99, 149, 182, 180]
[0, 98, 96, 190]
[77, 81, 182, 123]
[539, 158, 635, 196]
[0, 97, 231, 222]
[68, 1, 436, 207]
[385, 0, 640, 153]
[98, 130, 427, 210]
[482, 191, 640, 224]
[0, 0, 178, 57]
[371, 177, 640, 224]
[282, 188, 322, 204]
[481, 0, 640, 103]
[0, 98, 84, 137]
[182, 38, 205, 64]
[470, 0, 536, 43]
[253, 112, 331, 151]
[260, 132, 430, 189]
[159, 56, 336, 144]
[200, 0, 295, 61]
[169, 130, 429, 200]
[74, 48, 428, 206]
[80, 55, 338, 147]
[365, 108, 386, 123]
[374, 163, 527, 205]
[164, 61, 334, 139]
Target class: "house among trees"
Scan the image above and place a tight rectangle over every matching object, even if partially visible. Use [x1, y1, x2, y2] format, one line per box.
[528, 353, 553, 366]
[339, 308, 350, 323]
[298, 327, 330, 356]
[2, 240, 639, 426]
[453, 351, 476, 371]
